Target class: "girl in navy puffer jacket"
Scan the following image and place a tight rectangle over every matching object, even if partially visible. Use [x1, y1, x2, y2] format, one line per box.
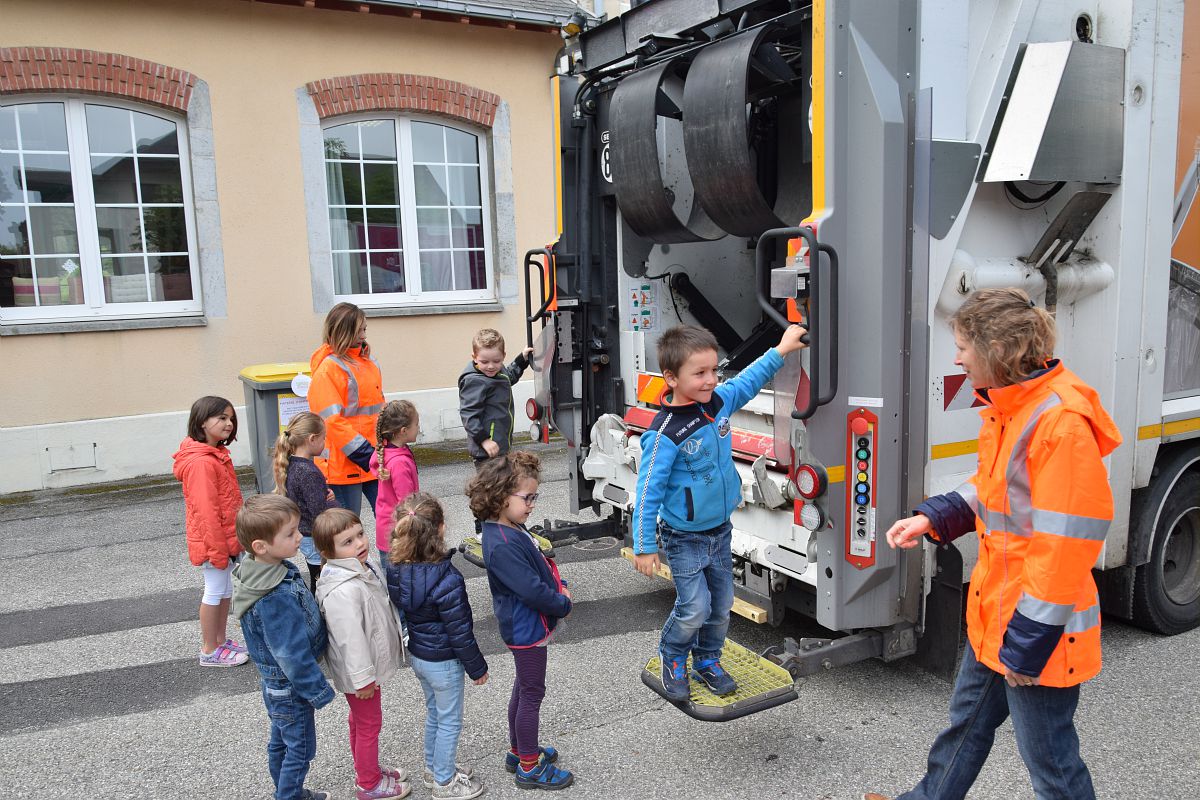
[386, 493, 488, 800]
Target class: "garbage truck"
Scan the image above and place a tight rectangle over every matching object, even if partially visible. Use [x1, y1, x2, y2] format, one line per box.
[508, 0, 1200, 718]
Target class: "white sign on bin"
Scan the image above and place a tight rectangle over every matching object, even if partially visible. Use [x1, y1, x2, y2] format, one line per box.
[278, 394, 310, 432]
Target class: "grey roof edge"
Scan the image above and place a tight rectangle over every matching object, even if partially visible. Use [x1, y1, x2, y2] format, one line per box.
[364, 0, 598, 27]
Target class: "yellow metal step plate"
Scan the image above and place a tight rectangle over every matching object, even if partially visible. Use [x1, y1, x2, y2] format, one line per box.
[460, 532, 555, 568]
[619, 547, 768, 624]
[642, 640, 798, 721]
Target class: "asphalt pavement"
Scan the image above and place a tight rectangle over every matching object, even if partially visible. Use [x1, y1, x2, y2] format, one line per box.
[1, 440, 1196, 800]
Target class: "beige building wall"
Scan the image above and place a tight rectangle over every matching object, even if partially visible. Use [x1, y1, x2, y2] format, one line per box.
[0, 0, 563, 492]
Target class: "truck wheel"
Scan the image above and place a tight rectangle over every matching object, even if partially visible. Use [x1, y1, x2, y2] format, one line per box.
[1132, 471, 1200, 634]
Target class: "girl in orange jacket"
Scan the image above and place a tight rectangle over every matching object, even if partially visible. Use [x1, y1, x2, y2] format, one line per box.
[172, 395, 249, 668]
[874, 288, 1121, 800]
[308, 303, 385, 519]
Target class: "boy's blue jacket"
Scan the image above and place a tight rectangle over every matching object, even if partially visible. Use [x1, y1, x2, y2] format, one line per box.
[232, 558, 335, 708]
[632, 347, 784, 554]
[481, 521, 571, 647]
[386, 558, 488, 680]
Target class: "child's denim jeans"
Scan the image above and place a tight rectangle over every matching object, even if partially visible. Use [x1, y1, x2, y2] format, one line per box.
[409, 655, 466, 786]
[262, 679, 318, 800]
[657, 519, 734, 664]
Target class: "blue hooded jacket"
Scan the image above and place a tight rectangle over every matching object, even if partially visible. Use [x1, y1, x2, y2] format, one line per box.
[631, 347, 784, 554]
[386, 558, 487, 680]
[481, 521, 571, 648]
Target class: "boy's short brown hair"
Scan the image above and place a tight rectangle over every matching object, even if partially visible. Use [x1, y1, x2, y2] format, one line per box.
[656, 325, 719, 376]
[472, 328, 505, 355]
[236, 494, 300, 551]
[312, 507, 362, 559]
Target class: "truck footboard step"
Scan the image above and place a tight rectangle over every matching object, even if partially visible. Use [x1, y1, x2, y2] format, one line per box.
[459, 533, 556, 569]
[641, 640, 797, 722]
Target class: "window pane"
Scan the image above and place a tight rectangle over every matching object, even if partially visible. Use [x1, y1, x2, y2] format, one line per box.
[23, 153, 74, 203]
[365, 207, 402, 251]
[463, 249, 488, 290]
[103, 255, 150, 303]
[0, 107, 17, 150]
[450, 208, 484, 248]
[0, 153, 21, 202]
[363, 163, 398, 206]
[141, 207, 186, 252]
[447, 166, 481, 206]
[419, 250, 452, 291]
[17, 104, 68, 152]
[411, 122, 445, 163]
[138, 157, 183, 203]
[149, 254, 192, 300]
[323, 123, 357, 160]
[332, 251, 368, 295]
[369, 251, 404, 293]
[329, 207, 365, 250]
[1, 258, 33, 307]
[33, 256, 85, 305]
[326, 161, 362, 205]
[416, 208, 450, 249]
[414, 164, 448, 206]
[445, 128, 478, 164]
[92, 156, 138, 203]
[85, 105, 133, 154]
[29, 206, 78, 254]
[359, 121, 396, 161]
[0, 205, 29, 254]
[96, 207, 142, 254]
[134, 112, 178, 155]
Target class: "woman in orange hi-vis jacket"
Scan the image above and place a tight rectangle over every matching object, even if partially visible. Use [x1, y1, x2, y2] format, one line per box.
[308, 303, 385, 520]
[864, 288, 1122, 800]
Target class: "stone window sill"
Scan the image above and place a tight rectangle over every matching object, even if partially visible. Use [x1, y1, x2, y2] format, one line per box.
[0, 316, 207, 336]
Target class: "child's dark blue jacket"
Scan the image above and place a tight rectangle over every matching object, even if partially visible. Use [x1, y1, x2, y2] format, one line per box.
[631, 347, 784, 553]
[481, 521, 571, 648]
[386, 558, 488, 680]
[232, 558, 335, 708]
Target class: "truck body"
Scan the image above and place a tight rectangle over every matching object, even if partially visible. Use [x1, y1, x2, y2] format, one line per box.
[524, 0, 1200, 678]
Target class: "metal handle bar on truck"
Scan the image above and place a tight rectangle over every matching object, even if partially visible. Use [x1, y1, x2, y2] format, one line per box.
[523, 247, 554, 349]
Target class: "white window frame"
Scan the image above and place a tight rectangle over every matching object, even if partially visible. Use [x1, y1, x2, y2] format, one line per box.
[0, 95, 203, 324]
[320, 113, 496, 307]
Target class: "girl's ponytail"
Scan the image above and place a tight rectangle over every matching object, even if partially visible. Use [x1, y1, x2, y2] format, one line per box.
[389, 492, 446, 563]
[273, 412, 327, 494]
[375, 413, 389, 481]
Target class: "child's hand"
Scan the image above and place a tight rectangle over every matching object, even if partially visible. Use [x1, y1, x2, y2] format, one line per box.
[776, 324, 809, 355]
[326, 488, 335, 502]
[522, 346, 535, 359]
[482, 439, 500, 457]
[885, 515, 933, 550]
[473, 672, 490, 686]
[355, 682, 377, 700]
[561, 586, 572, 600]
[633, 553, 661, 578]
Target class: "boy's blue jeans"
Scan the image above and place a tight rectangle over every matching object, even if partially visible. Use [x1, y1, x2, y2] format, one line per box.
[657, 520, 734, 665]
[262, 680, 318, 800]
[898, 644, 1095, 800]
[409, 655, 466, 786]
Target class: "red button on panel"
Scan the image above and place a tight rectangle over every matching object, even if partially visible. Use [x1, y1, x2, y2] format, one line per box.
[857, 460, 868, 471]
[851, 416, 870, 436]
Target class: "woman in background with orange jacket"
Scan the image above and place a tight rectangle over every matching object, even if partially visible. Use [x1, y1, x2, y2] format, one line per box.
[866, 288, 1121, 800]
[308, 302, 385, 519]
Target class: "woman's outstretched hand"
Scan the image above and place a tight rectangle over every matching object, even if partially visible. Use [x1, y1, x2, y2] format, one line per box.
[885, 514, 933, 549]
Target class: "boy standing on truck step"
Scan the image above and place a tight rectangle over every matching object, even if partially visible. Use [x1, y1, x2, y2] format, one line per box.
[458, 328, 535, 468]
[632, 323, 808, 701]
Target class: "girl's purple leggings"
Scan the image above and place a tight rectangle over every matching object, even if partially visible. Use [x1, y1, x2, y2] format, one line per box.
[508, 646, 548, 756]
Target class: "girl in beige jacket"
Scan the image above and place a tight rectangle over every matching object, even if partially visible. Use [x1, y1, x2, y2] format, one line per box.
[313, 508, 408, 800]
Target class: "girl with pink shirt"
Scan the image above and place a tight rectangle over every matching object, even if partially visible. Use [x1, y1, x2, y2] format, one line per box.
[369, 400, 420, 567]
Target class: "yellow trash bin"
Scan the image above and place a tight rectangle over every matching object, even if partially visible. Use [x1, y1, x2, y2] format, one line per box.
[238, 362, 313, 492]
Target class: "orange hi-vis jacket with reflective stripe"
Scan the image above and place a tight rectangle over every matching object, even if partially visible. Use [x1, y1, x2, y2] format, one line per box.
[308, 344, 385, 486]
[922, 361, 1122, 687]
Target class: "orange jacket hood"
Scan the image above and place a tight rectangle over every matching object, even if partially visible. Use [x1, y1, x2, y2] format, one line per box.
[309, 343, 368, 371]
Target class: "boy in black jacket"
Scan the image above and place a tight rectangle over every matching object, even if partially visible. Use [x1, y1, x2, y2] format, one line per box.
[457, 328, 534, 467]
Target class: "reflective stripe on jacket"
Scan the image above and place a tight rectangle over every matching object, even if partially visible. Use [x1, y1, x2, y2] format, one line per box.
[308, 344, 384, 485]
[920, 360, 1121, 687]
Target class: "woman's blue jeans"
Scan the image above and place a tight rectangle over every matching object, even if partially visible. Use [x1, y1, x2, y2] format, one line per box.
[331, 480, 379, 520]
[898, 644, 1095, 800]
[408, 655, 466, 785]
[657, 520, 734, 664]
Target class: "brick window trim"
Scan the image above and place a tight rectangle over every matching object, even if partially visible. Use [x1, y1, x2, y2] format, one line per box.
[306, 74, 500, 128]
[0, 47, 196, 112]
